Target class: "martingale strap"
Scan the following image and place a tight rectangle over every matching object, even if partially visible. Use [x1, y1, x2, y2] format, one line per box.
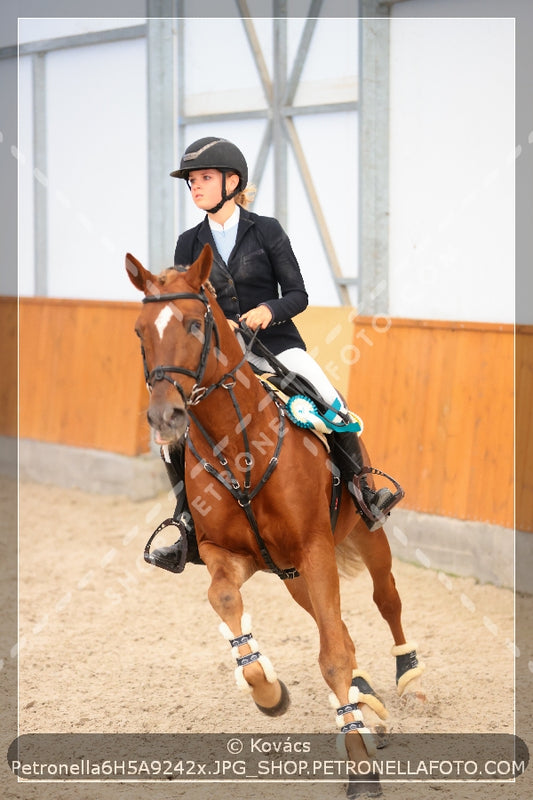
[187, 400, 299, 580]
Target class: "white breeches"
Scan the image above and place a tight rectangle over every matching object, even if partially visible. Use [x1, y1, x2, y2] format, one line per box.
[246, 345, 345, 415]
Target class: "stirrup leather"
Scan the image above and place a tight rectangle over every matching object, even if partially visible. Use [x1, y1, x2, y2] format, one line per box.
[144, 517, 189, 573]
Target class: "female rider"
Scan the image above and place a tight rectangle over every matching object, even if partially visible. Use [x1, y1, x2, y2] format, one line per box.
[149, 136, 403, 573]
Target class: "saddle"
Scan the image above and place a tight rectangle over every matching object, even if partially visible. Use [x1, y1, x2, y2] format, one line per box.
[248, 351, 362, 438]
[257, 373, 361, 452]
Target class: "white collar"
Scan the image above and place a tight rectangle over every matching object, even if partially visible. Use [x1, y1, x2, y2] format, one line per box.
[208, 205, 240, 232]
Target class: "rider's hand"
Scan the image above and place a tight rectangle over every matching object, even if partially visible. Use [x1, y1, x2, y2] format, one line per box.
[239, 305, 273, 331]
[227, 319, 239, 332]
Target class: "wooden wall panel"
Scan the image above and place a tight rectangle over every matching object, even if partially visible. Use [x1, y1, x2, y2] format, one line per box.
[19, 299, 150, 456]
[347, 318, 515, 529]
[0, 297, 17, 437]
[9, 296, 529, 530]
[517, 327, 533, 532]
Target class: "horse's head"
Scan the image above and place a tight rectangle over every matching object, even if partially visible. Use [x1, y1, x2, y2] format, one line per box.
[126, 244, 216, 445]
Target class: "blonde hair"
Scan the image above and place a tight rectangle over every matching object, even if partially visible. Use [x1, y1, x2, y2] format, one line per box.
[227, 170, 256, 209]
[236, 183, 256, 209]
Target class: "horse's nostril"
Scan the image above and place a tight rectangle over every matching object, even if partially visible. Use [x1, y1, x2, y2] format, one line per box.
[163, 405, 185, 425]
[172, 408, 185, 425]
[148, 403, 186, 432]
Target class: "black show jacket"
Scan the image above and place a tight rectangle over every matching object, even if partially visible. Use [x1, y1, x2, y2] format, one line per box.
[174, 208, 308, 355]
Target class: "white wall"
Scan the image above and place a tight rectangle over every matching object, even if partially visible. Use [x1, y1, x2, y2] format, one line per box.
[45, 37, 148, 300]
[18, 55, 35, 296]
[17, 19, 148, 301]
[13, 12, 516, 322]
[16, 15, 359, 305]
[388, 17, 515, 324]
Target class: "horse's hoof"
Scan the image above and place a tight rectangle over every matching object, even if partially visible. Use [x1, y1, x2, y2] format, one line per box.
[346, 772, 383, 798]
[401, 689, 427, 711]
[399, 674, 427, 708]
[255, 680, 290, 717]
[373, 724, 390, 749]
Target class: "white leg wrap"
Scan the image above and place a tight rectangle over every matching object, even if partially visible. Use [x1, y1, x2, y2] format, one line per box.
[390, 640, 418, 657]
[329, 686, 377, 757]
[257, 653, 278, 683]
[351, 669, 389, 721]
[397, 665, 426, 696]
[234, 666, 254, 694]
[219, 613, 278, 693]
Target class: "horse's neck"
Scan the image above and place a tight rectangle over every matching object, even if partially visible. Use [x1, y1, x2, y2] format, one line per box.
[193, 303, 279, 447]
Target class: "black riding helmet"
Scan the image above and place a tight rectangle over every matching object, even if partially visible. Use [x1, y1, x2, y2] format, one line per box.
[170, 137, 248, 214]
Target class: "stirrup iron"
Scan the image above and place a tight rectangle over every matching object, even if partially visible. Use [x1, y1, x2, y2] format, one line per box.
[351, 466, 405, 529]
[144, 517, 189, 573]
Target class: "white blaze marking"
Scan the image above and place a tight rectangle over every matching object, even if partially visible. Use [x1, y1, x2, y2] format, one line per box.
[155, 305, 174, 340]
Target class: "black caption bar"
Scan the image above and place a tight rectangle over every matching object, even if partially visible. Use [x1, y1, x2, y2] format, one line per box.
[7, 734, 528, 782]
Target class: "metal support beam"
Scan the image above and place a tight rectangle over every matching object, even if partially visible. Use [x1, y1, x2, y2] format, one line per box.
[174, 1, 360, 304]
[284, 0, 322, 106]
[252, 119, 273, 189]
[283, 116, 350, 304]
[176, 4, 187, 234]
[32, 52, 47, 296]
[358, 0, 390, 314]
[273, 5, 288, 228]
[237, 0, 273, 106]
[0, 25, 147, 61]
[146, 5, 178, 269]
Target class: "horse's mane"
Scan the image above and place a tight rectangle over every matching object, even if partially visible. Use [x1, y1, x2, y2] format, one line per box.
[157, 266, 217, 298]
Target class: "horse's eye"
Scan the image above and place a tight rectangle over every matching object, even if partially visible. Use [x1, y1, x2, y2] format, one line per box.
[188, 319, 202, 335]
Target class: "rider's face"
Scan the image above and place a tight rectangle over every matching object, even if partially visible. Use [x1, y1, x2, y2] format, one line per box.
[188, 169, 239, 212]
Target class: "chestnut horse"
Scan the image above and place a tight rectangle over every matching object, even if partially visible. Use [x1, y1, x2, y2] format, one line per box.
[126, 244, 424, 794]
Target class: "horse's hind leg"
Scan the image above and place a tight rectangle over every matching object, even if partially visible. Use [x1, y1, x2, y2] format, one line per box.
[353, 527, 426, 700]
[206, 553, 290, 715]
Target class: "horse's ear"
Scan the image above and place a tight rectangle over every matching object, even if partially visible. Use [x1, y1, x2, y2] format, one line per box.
[126, 253, 154, 293]
[185, 243, 213, 291]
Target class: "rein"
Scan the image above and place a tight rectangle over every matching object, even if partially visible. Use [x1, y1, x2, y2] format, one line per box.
[140, 287, 298, 580]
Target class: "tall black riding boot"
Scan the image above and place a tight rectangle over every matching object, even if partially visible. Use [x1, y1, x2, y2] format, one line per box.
[146, 441, 204, 572]
[331, 430, 404, 531]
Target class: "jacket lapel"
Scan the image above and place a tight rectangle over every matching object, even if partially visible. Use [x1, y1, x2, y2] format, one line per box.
[229, 209, 254, 264]
[196, 217, 231, 277]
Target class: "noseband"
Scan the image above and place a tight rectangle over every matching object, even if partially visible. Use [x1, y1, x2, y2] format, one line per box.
[140, 287, 220, 406]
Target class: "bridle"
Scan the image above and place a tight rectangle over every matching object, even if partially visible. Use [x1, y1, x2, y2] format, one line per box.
[140, 286, 248, 407]
[138, 285, 299, 580]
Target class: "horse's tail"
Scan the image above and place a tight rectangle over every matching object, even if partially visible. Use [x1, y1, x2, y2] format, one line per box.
[335, 526, 365, 579]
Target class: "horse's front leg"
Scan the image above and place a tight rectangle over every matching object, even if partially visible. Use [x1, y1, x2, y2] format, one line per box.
[205, 548, 290, 716]
[298, 539, 384, 794]
[285, 575, 389, 744]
